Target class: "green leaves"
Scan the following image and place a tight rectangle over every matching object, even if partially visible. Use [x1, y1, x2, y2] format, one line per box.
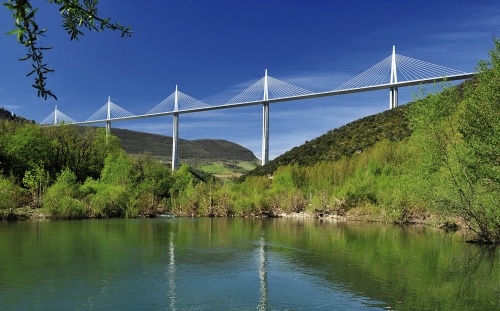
[3, 0, 132, 100]
[406, 39, 500, 243]
[0, 175, 24, 214]
[6, 28, 24, 35]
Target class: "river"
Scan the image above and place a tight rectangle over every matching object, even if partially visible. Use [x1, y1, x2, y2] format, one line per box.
[0, 218, 498, 310]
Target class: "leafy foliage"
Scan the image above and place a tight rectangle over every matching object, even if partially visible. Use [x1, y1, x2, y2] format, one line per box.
[44, 168, 86, 219]
[406, 39, 500, 243]
[3, 123, 52, 180]
[22, 163, 50, 207]
[0, 175, 25, 217]
[43, 126, 120, 181]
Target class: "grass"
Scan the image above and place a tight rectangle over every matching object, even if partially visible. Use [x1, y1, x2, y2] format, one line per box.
[237, 161, 257, 171]
[199, 161, 260, 178]
[201, 163, 232, 175]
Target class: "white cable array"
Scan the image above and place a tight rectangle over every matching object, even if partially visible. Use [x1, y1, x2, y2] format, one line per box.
[334, 56, 392, 90]
[267, 76, 313, 99]
[146, 91, 210, 113]
[335, 53, 469, 91]
[225, 78, 265, 105]
[147, 93, 176, 114]
[86, 101, 135, 121]
[395, 54, 467, 82]
[177, 91, 211, 111]
[110, 102, 136, 119]
[41, 110, 76, 124]
[86, 104, 110, 121]
[224, 76, 312, 104]
[40, 114, 54, 125]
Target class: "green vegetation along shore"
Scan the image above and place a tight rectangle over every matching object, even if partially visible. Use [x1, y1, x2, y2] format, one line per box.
[1, 40, 498, 244]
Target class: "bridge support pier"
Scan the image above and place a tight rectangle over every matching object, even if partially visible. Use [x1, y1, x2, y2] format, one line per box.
[262, 103, 269, 165]
[106, 121, 111, 136]
[172, 113, 179, 171]
[390, 87, 398, 109]
[172, 86, 180, 171]
[261, 70, 269, 166]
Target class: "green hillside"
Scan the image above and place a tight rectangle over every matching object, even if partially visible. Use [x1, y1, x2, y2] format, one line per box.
[247, 105, 412, 176]
[110, 128, 257, 162]
[109, 128, 259, 175]
[0, 107, 32, 123]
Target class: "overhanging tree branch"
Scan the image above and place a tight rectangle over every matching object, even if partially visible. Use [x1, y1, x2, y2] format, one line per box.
[3, 0, 132, 100]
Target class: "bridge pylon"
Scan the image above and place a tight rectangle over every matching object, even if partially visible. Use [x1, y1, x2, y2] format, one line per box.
[172, 85, 180, 171]
[106, 96, 112, 136]
[262, 69, 269, 166]
[53, 105, 58, 125]
[390, 45, 398, 109]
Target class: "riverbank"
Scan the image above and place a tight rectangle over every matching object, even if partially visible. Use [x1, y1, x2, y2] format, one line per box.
[2, 204, 475, 241]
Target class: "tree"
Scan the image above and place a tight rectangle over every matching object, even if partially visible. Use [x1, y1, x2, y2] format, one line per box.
[456, 38, 500, 243]
[43, 126, 119, 181]
[0, 175, 25, 217]
[4, 122, 53, 180]
[134, 155, 171, 210]
[3, 0, 132, 99]
[22, 163, 50, 207]
[408, 39, 500, 243]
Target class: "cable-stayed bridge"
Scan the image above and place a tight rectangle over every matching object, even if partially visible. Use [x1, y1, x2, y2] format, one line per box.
[40, 47, 475, 170]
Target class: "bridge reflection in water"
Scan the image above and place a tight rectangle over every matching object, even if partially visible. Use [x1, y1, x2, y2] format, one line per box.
[165, 228, 269, 310]
[258, 236, 268, 311]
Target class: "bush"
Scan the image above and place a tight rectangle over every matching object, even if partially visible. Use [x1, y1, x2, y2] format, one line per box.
[44, 169, 87, 219]
[0, 175, 25, 217]
[88, 183, 130, 218]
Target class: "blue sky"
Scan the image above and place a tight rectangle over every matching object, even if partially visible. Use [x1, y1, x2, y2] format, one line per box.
[0, 0, 498, 160]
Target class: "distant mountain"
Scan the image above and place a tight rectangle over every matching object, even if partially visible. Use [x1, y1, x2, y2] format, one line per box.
[111, 128, 259, 165]
[246, 105, 412, 176]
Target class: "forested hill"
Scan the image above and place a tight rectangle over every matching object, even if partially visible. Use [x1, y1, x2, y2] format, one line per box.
[0, 108, 32, 123]
[111, 128, 258, 164]
[247, 105, 412, 176]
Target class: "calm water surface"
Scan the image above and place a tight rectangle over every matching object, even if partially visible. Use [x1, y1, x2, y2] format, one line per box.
[0, 218, 498, 310]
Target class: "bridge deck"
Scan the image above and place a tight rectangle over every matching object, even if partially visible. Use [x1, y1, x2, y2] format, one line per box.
[69, 72, 474, 126]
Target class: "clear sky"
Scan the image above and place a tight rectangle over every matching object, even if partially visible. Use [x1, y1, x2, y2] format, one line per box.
[0, 0, 498, 160]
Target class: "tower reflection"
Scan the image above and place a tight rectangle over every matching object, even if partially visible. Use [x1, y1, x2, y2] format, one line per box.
[258, 236, 268, 311]
[167, 234, 176, 311]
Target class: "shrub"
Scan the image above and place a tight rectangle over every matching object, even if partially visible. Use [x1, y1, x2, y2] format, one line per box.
[0, 175, 25, 217]
[44, 169, 86, 219]
[88, 183, 130, 218]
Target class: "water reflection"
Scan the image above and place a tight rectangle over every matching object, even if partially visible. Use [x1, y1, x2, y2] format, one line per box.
[0, 218, 497, 310]
[455, 245, 497, 303]
[167, 233, 176, 311]
[258, 236, 268, 311]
